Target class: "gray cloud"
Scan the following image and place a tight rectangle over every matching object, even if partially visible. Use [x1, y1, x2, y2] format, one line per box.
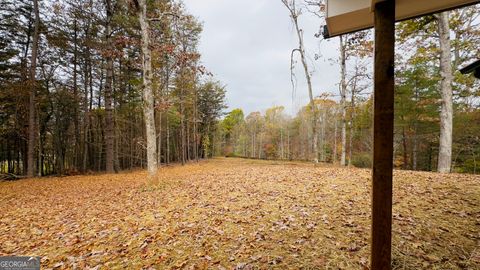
[183, 0, 342, 116]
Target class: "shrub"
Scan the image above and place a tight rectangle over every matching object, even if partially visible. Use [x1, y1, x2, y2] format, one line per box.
[352, 153, 372, 168]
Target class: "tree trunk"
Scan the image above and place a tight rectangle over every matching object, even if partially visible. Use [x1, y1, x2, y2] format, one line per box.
[320, 113, 325, 161]
[280, 128, 284, 159]
[413, 121, 418, 170]
[333, 111, 338, 163]
[348, 98, 354, 166]
[252, 127, 257, 158]
[157, 111, 162, 165]
[287, 128, 290, 160]
[137, 0, 157, 176]
[436, 12, 453, 173]
[164, 54, 171, 165]
[104, 0, 115, 173]
[339, 35, 347, 166]
[402, 126, 408, 170]
[73, 19, 80, 171]
[348, 120, 353, 166]
[186, 116, 190, 161]
[180, 88, 186, 165]
[38, 128, 43, 176]
[83, 28, 91, 172]
[166, 116, 170, 165]
[193, 85, 198, 162]
[27, 0, 40, 177]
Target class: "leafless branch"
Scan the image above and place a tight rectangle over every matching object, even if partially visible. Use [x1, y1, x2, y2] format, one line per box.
[290, 48, 301, 99]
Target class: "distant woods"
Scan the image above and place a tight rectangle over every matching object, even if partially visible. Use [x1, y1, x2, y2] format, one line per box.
[220, 1, 479, 173]
[0, 0, 226, 176]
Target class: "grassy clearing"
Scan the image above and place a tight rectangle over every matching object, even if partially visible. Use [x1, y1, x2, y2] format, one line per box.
[0, 158, 478, 269]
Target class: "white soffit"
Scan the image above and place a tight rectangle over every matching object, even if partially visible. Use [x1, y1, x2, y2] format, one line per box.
[325, 0, 480, 37]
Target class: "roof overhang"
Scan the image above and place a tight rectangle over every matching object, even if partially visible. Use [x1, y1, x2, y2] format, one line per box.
[459, 59, 480, 79]
[324, 0, 480, 38]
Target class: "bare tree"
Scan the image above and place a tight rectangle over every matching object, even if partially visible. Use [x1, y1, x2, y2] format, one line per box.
[281, 0, 319, 162]
[339, 35, 347, 166]
[347, 60, 370, 166]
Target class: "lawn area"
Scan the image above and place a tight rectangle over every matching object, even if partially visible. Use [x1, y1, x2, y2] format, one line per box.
[0, 158, 479, 269]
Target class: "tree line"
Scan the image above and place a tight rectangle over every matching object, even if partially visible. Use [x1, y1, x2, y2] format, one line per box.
[1, 0, 479, 177]
[219, 1, 479, 174]
[0, 0, 227, 177]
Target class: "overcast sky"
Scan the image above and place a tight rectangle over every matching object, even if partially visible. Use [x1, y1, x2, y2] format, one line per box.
[183, 0, 342, 116]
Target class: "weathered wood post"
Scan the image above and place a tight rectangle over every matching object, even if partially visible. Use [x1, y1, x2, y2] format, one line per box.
[323, 1, 477, 269]
[371, 1, 395, 269]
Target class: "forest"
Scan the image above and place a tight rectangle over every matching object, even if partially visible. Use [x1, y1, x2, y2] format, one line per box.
[1, 0, 227, 178]
[1, 0, 480, 269]
[1, 1, 479, 178]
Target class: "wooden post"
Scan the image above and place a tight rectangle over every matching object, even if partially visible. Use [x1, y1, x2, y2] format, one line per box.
[371, 0, 395, 270]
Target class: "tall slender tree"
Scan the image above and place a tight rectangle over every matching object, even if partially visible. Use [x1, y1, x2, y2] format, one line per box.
[104, 0, 115, 173]
[339, 35, 347, 166]
[27, 0, 40, 177]
[281, 0, 319, 162]
[134, 0, 157, 177]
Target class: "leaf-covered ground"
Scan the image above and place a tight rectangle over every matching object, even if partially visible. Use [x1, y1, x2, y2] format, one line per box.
[0, 158, 479, 269]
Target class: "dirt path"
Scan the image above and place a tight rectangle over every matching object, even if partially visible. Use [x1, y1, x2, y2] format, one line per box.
[0, 158, 479, 269]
